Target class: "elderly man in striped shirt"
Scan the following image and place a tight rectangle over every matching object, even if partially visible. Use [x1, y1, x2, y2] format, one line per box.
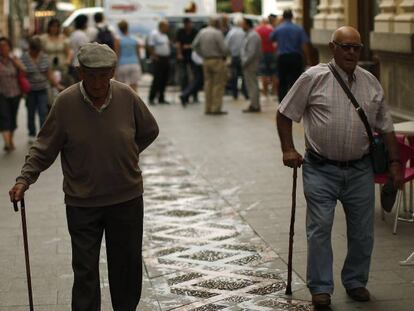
[276, 26, 403, 308]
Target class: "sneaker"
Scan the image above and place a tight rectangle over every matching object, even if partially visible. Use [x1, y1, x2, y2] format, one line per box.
[312, 293, 331, 307]
[28, 136, 35, 145]
[242, 106, 261, 113]
[179, 95, 188, 107]
[346, 287, 370, 302]
[209, 111, 228, 115]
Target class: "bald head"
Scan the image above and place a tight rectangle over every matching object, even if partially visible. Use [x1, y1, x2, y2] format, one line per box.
[331, 26, 361, 44]
[329, 26, 363, 75]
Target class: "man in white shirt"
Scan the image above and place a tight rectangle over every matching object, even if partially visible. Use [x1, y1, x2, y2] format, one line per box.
[148, 20, 171, 105]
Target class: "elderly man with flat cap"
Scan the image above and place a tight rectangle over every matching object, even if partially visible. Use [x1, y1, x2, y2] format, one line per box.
[9, 43, 159, 310]
[277, 27, 402, 307]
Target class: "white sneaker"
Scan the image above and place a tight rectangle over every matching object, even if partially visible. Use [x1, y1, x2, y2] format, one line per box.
[28, 137, 35, 145]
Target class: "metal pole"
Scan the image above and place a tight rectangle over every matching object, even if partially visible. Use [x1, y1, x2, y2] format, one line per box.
[285, 167, 298, 295]
[14, 199, 34, 310]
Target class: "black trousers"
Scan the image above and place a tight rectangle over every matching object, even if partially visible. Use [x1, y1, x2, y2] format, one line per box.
[277, 53, 304, 102]
[229, 56, 248, 100]
[181, 63, 203, 101]
[66, 197, 143, 311]
[149, 56, 170, 102]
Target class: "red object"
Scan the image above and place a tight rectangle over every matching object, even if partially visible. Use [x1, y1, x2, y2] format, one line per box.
[17, 72, 31, 94]
[374, 136, 414, 234]
[256, 24, 276, 53]
[231, 0, 243, 12]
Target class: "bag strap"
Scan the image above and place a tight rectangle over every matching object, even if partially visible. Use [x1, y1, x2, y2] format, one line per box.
[328, 62, 374, 145]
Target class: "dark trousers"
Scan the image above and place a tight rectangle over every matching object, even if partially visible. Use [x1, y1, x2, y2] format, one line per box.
[181, 64, 203, 101]
[66, 197, 144, 311]
[229, 56, 248, 100]
[277, 53, 304, 102]
[26, 89, 48, 137]
[0, 95, 20, 131]
[149, 56, 170, 102]
[178, 60, 193, 91]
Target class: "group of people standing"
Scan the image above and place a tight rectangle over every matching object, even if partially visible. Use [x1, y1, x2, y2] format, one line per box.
[169, 10, 310, 115]
[0, 12, 142, 152]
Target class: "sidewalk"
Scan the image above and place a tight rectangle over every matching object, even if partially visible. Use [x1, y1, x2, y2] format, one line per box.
[0, 84, 413, 310]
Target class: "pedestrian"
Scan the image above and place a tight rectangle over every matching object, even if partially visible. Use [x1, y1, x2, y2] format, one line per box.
[114, 20, 142, 92]
[179, 50, 204, 107]
[241, 18, 262, 113]
[175, 17, 198, 100]
[20, 36, 63, 143]
[69, 14, 90, 82]
[87, 12, 116, 50]
[276, 26, 403, 308]
[148, 20, 171, 105]
[0, 37, 25, 152]
[192, 17, 229, 115]
[9, 42, 159, 310]
[270, 9, 310, 102]
[225, 16, 248, 101]
[40, 18, 74, 105]
[40, 19, 72, 76]
[256, 17, 278, 97]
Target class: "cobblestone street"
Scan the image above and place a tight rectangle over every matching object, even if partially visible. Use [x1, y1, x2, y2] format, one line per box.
[1, 82, 414, 310]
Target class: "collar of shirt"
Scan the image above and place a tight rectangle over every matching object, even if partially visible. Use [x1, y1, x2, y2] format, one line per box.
[332, 59, 356, 84]
[79, 81, 113, 112]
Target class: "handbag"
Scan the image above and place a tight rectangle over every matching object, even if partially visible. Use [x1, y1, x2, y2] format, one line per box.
[328, 63, 388, 174]
[17, 71, 31, 94]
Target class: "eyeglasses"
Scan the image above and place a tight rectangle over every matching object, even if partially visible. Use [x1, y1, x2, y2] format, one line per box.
[333, 41, 363, 52]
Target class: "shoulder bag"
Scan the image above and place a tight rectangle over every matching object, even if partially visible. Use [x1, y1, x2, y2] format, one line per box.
[328, 63, 388, 174]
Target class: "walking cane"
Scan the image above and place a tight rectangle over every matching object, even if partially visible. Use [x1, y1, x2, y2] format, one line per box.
[13, 199, 34, 311]
[285, 166, 298, 295]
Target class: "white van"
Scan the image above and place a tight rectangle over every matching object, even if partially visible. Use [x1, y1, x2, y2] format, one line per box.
[62, 7, 104, 30]
[62, 6, 160, 40]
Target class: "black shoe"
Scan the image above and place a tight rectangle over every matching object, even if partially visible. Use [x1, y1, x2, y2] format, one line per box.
[312, 293, 331, 308]
[346, 287, 370, 302]
[209, 111, 228, 115]
[179, 95, 188, 107]
[159, 100, 170, 105]
[242, 107, 261, 113]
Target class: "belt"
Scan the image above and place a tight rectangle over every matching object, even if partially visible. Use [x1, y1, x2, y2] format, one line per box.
[307, 150, 369, 169]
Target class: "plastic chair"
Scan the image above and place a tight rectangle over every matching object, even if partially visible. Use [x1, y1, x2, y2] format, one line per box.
[374, 140, 414, 234]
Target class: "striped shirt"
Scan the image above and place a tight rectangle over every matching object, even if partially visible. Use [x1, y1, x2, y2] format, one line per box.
[20, 52, 49, 91]
[0, 57, 21, 97]
[278, 60, 394, 161]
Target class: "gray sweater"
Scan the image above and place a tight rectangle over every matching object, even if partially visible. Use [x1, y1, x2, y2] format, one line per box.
[241, 29, 262, 68]
[192, 26, 229, 59]
[16, 80, 159, 207]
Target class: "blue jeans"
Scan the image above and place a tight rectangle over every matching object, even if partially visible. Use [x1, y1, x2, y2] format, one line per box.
[303, 153, 374, 294]
[26, 89, 48, 137]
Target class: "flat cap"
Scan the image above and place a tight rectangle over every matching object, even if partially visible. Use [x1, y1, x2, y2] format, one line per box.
[77, 43, 117, 68]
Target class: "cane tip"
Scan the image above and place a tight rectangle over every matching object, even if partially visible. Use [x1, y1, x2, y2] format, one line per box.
[285, 287, 292, 295]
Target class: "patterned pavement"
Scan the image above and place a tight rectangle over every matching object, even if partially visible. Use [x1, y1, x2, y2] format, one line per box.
[140, 139, 312, 310]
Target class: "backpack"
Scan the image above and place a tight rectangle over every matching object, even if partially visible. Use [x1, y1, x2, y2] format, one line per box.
[96, 26, 114, 49]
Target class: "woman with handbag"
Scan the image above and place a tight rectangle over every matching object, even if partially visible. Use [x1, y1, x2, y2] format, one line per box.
[21, 36, 63, 143]
[40, 18, 73, 89]
[0, 37, 25, 152]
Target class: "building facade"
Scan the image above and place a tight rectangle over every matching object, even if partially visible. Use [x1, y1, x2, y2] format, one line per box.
[280, 0, 414, 119]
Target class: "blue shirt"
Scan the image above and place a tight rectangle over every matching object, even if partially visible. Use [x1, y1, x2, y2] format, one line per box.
[118, 35, 139, 66]
[269, 21, 309, 55]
